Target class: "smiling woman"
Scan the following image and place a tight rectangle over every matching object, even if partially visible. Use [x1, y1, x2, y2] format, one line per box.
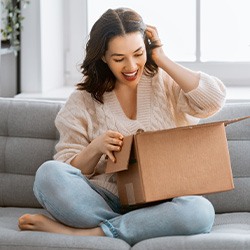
[18, 7, 227, 246]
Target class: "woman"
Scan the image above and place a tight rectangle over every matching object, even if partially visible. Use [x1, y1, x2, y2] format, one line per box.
[18, 8, 226, 245]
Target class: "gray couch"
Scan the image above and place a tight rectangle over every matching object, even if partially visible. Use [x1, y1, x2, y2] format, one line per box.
[1, 97, 250, 250]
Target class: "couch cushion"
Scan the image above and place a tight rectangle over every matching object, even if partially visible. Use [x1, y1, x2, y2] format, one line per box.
[199, 102, 250, 213]
[0, 174, 39, 207]
[132, 212, 250, 250]
[0, 207, 131, 250]
[1, 98, 250, 212]
[0, 98, 64, 207]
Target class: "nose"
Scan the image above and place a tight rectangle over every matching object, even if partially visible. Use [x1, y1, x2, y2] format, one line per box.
[125, 58, 137, 71]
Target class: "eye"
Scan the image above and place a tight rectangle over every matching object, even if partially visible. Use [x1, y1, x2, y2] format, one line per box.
[114, 58, 124, 62]
[135, 51, 144, 57]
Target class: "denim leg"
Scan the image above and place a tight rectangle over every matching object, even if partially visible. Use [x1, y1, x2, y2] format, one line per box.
[100, 195, 215, 246]
[33, 160, 120, 228]
[34, 161, 215, 245]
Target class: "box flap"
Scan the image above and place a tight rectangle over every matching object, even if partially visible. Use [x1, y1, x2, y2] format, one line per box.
[106, 135, 134, 174]
[178, 115, 250, 131]
[223, 116, 250, 126]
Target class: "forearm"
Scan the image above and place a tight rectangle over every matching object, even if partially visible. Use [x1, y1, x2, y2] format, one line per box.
[70, 130, 123, 175]
[70, 142, 103, 176]
[146, 25, 200, 92]
[157, 54, 200, 93]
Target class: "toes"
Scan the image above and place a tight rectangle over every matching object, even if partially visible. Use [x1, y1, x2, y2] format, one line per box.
[18, 214, 52, 231]
[18, 214, 36, 231]
[18, 223, 34, 230]
[18, 214, 33, 224]
[18, 213, 61, 233]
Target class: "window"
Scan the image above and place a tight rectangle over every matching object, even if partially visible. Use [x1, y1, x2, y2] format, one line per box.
[87, 0, 196, 61]
[87, 0, 250, 85]
[201, 0, 250, 62]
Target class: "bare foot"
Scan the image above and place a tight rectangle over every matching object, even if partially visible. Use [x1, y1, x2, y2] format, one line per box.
[18, 214, 105, 236]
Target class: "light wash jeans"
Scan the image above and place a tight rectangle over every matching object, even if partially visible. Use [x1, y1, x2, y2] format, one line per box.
[33, 160, 215, 246]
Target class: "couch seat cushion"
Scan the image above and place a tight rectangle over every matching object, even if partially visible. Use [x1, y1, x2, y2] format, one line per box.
[0, 207, 130, 250]
[132, 212, 250, 250]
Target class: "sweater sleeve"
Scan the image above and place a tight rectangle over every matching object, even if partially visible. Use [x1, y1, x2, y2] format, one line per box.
[169, 71, 227, 118]
[53, 91, 90, 165]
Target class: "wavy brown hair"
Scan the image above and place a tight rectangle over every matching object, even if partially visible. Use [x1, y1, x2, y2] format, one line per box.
[77, 8, 159, 103]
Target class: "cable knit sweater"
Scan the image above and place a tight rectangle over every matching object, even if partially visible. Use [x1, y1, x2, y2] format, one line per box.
[54, 69, 226, 196]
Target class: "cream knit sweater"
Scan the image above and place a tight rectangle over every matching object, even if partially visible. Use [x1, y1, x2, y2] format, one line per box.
[54, 69, 226, 196]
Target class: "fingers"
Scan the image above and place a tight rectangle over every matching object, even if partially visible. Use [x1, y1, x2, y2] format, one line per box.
[107, 131, 123, 150]
[145, 25, 162, 47]
[107, 130, 124, 140]
[105, 131, 124, 163]
[106, 131, 123, 147]
[146, 25, 159, 41]
[106, 151, 116, 163]
[107, 137, 123, 149]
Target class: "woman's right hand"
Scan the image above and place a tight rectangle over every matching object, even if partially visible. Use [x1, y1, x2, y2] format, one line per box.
[91, 130, 124, 163]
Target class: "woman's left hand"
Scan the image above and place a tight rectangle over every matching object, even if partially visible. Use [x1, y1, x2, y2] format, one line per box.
[145, 25, 166, 68]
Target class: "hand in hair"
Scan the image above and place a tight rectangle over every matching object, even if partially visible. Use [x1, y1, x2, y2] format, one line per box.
[145, 25, 165, 68]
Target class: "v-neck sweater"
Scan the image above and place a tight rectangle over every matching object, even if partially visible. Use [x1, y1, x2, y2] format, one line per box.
[54, 69, 226, 196]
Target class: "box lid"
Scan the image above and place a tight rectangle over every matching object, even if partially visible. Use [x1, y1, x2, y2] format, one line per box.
[200, 116, 250, 127]
[223, 116, 250, 125]
[106, 116, 250, 173]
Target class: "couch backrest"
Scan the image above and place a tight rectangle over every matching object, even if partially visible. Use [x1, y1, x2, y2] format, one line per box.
[1, 98, 250, 212]
[0, 98, 63, 207]
[201, 102, 250, 213]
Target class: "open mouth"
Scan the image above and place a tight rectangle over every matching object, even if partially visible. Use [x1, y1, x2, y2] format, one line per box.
[122, 70, 138, 81]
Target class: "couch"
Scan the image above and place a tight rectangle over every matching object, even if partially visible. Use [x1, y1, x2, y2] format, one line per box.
[1, 97, 250, 250]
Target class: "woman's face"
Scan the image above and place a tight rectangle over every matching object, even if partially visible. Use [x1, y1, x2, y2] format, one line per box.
[103, 32, 147, 88]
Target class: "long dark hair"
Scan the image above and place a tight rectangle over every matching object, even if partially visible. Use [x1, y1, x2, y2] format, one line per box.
[77, 8, 159, 103]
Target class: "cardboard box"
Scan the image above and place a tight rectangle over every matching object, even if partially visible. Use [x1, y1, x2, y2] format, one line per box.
[106, 116, 250, 206]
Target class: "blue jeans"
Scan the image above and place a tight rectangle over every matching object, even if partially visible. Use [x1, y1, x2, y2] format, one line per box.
[33, 160, 215, 246]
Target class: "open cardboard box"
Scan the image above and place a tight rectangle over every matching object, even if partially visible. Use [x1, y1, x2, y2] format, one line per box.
[106, 116, 250, 206]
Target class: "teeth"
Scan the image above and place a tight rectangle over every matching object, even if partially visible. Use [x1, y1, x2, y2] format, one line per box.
[123, 71, 137, 77]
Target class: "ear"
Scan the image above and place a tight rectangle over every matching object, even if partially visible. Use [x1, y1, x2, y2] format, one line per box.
[102, 56, 107, 63]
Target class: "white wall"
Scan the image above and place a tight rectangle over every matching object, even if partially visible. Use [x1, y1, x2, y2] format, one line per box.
[21, 0, 41, 93]
[21, 0, 87, 95]
[64, 0, 87, 86]
[21, 0, 64, 93]
[40, 0, 64, 92]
